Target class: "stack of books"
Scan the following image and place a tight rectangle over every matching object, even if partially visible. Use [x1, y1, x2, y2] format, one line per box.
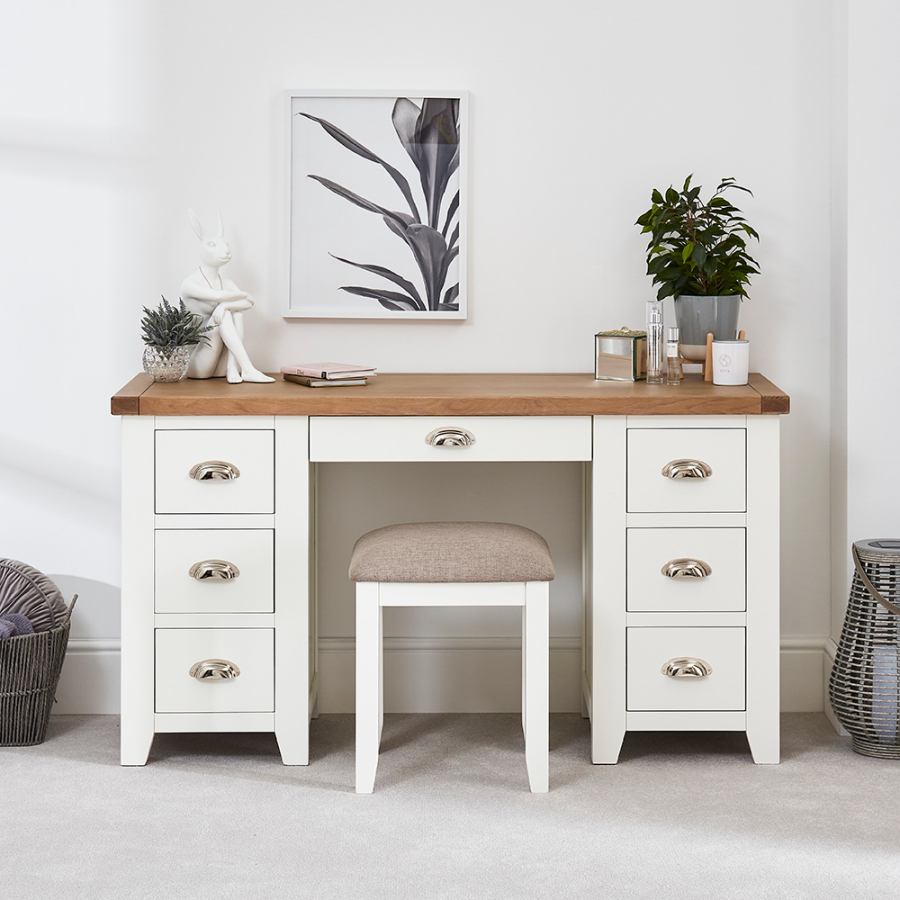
[280, 362, 377, 387]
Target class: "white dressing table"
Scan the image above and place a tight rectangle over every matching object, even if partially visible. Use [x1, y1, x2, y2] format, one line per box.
[112, 372, 789, 766]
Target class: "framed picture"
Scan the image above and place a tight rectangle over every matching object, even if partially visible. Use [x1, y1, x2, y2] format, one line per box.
[285, 90, 467, 319]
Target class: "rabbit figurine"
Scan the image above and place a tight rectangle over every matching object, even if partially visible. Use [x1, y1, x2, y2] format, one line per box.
[181, 210, 274, 383]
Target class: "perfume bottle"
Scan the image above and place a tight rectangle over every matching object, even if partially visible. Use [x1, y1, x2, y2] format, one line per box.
[646, 300, 664, 384]
[666, 326, 682, 385]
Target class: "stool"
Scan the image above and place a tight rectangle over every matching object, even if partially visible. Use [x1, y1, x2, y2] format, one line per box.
[349, 521, 554, 794]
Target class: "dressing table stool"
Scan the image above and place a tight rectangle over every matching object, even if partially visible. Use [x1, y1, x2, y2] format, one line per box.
[349, 521, 554, 794]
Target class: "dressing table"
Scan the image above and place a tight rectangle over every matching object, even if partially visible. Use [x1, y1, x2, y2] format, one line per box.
[111, 372, 789, 766]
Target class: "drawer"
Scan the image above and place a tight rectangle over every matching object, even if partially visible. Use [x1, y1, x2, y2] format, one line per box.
[155, 628, 274, 713]
[627, 428, 746, 513]
[155, 429, 274, 514]
[309, 416, 592, 462]
[627, 528, 746, 612]
[155, 530, 274, 614]
[627, 627, 745, 711]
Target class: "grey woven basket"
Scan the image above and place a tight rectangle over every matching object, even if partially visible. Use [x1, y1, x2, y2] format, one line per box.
[0, 596, 76, 747]
[829, 541, 900, 758]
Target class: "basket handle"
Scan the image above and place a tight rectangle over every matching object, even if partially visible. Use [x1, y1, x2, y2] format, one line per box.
[64, 594, 78, 625]
[852, 545, 900, 616]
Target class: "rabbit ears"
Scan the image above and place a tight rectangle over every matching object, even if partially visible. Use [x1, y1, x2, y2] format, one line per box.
[188, 209, 225, 240]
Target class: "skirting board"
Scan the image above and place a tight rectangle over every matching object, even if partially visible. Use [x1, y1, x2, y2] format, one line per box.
[54, 637, 829, 716]
[53, 640, 121, 715]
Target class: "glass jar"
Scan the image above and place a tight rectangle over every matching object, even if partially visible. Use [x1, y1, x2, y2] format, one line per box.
[142, 346, 191, 382]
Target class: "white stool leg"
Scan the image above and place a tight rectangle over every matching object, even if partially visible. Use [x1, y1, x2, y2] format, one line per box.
[378, 594, 384, 744]
[522, 602, 527, 736]
[523, 581, 549, 793]
[356, 582, 381, 793]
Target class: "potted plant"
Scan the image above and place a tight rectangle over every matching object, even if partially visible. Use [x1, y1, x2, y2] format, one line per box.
[636, 175, 759, 358]
[140, 296, 211, 382]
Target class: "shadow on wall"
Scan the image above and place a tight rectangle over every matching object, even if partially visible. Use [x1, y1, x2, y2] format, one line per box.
[46, 574, 120, 715]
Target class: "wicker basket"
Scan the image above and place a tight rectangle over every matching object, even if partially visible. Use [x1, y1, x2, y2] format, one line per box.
[0, 597, 75, 747]
[830, 541, 900, 758]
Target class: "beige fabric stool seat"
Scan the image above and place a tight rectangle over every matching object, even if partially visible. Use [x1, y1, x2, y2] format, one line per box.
[350, 521, 553, 794]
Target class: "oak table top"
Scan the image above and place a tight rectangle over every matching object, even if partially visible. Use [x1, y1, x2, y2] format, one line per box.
[111, 372, 790, 418]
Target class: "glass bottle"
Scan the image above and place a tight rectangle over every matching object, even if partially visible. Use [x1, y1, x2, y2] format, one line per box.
[646, 300, 664, 384]
[666, 326, 682, 385]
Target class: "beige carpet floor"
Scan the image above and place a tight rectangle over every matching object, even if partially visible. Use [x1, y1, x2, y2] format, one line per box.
[1, 713, 896, 899]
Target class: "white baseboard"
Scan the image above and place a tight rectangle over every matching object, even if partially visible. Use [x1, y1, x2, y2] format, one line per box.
[54, 640, 121, 715]
[317, 637, 585, 714]
[779, 637, 827, 713]
[53, 636, 834, 716]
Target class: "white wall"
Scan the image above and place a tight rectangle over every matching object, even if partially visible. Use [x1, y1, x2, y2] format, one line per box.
[825, 0, 900, 667]
[845, 3, 900, 575]
[830, 0, 849, 647]
[0, 2, 152, 715]
[1, 0, 839, 713]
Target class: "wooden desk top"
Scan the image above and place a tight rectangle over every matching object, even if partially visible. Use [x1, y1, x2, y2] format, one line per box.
[111, 372, 789, 417]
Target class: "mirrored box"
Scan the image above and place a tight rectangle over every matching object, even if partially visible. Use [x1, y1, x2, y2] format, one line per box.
[594, 330, 647, 381]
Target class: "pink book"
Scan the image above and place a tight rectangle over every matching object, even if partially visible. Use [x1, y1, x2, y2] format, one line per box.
[280, 362, 377, 380]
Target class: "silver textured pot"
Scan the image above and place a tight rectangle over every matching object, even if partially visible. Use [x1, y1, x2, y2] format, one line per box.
[674, 295, 741, 360]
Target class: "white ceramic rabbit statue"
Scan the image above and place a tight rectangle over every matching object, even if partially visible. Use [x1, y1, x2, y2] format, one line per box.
[181, 210, 274, 383]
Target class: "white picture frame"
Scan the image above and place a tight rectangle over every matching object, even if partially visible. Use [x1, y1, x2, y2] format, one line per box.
[284, 90, 468, 319]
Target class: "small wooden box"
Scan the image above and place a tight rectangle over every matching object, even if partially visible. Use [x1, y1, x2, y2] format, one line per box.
[594, 330, 646, 381]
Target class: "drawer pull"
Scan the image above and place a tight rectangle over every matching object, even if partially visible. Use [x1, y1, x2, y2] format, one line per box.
[189, 559, 241, 581]
[189, 460, 241, 481]
[661, 558, 713, 579]
[661, 459, 713, 480]
[189, 658, 241, 681]
[662, 657, 713, 678]
[425, 427, 476, 448]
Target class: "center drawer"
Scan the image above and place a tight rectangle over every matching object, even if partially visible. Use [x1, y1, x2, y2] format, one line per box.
[155, 628, 274, 713]
[155, 529, 274, 614]
[627, 527, 746, 612]
[309, 416, 593, 462]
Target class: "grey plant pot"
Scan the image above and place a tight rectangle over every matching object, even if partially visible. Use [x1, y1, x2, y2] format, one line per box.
[674, 295, 742, 360]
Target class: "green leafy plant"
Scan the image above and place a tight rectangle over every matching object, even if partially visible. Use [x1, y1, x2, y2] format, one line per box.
[299, 98, 461, 312]
[140, 296, 211, 354]
[636, 175, 760, 301]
